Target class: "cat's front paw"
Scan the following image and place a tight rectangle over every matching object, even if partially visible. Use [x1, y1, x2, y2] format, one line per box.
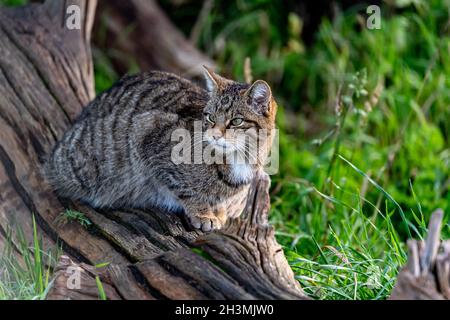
[188, 214, 223, 232]
[184, 204, 227, 232]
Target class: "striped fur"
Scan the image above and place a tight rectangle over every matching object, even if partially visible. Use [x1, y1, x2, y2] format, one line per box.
[44, 70, 277, 231]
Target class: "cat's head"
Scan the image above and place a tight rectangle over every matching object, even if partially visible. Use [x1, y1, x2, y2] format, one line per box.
[202, 66, 277, 163]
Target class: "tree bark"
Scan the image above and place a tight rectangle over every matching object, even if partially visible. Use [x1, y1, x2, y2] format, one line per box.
[0, 0, 98, 261]
[46, 175, 307, 300]
[390, 209, 450, 300]
[0, 0, 307, 300]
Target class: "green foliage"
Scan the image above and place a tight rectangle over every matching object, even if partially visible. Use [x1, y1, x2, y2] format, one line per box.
[95, 276, 107, 300]
[56, 209, 92, 228]
[0, 0, 27, 6]
[0, 216, 60, 300]
[93, 48, 119, 95]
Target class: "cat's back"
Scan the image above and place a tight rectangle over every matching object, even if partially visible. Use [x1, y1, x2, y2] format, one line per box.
[77, 71, 208, 122]
[44, 71, 208, 205]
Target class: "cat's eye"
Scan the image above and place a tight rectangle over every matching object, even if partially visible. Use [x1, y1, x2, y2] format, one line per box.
[206, 114, 216, 124]
[230, 118, 244, 126]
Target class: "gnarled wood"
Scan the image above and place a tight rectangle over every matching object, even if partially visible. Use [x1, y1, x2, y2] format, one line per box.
[390, 209, 450, 300]
[46, 175, 307, 300]
[0, 0, 103, 263]
[0, 0, 307, 300]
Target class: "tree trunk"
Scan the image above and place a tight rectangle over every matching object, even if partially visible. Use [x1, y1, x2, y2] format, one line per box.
[0, 0, 307, 300]
[389, 209, 450, 300]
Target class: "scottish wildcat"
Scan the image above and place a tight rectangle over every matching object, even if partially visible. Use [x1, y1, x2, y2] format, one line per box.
[44, 67, 277, 231]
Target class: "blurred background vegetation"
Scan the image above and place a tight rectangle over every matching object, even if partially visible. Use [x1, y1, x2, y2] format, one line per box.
[1, 0, 449, 300]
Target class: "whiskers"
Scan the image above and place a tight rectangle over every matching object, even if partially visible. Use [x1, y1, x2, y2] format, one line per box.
[233, 140, 259, 165]
[186, 130, 263, 166]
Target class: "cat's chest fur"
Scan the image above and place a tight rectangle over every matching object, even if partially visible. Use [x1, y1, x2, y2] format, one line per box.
[215, 162, 255, 189]
[229, 163, 254, 184]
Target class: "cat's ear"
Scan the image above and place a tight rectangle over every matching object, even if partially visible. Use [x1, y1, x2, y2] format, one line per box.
[203, 65, 229, 93]
[245, 80, 272, 115]
[203, 65, 218, 93]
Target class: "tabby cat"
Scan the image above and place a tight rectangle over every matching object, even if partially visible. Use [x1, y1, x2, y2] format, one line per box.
[44, 67, 277, 231]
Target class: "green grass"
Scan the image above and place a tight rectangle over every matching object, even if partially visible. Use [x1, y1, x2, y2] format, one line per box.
[0, 216, 60, 300]
[55, 209, 92, 229]
[95, 276, 107, 300]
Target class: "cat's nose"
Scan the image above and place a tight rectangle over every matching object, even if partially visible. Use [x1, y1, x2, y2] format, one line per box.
[210, 128, 223, 140]
[212, 133, 222, 140]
